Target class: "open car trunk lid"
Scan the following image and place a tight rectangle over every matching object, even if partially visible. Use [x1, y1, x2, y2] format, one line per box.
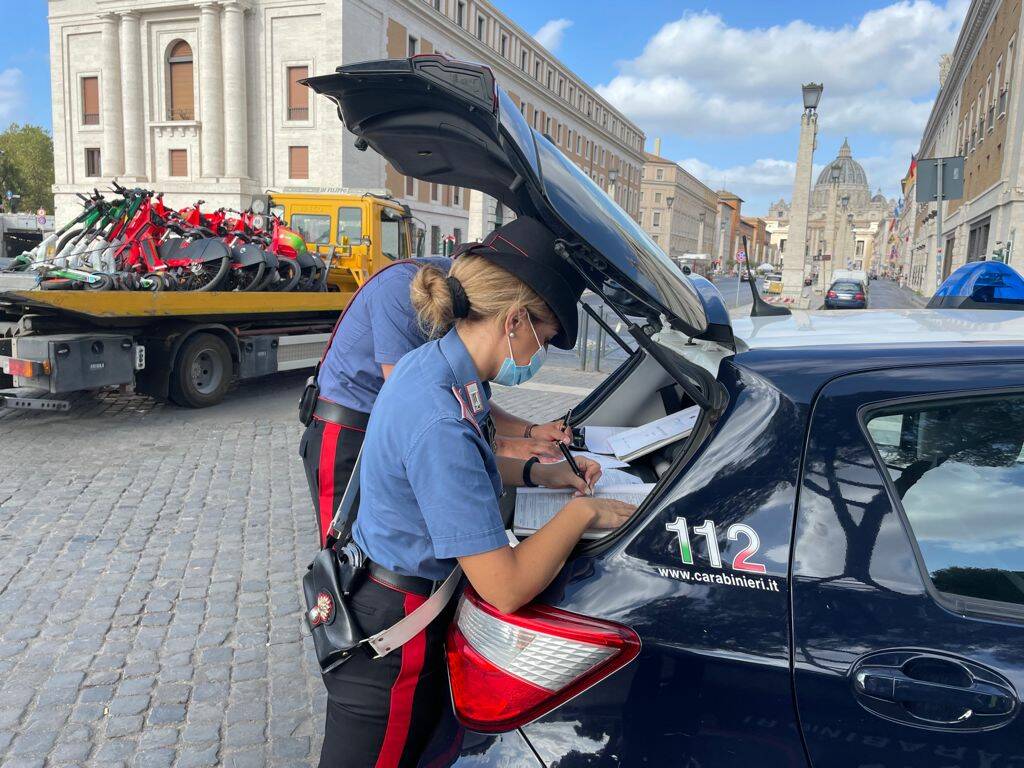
[304, 55, 733, 349]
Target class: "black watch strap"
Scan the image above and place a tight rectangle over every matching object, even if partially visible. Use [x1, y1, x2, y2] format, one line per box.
[523, 456, 540, 488]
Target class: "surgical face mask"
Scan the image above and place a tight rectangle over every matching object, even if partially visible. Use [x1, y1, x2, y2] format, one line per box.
[493, 314, 547, 387]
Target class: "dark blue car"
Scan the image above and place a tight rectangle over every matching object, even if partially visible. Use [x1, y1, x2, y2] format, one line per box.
[825, 279, 867, 309]
[309, 56, 1024, 767]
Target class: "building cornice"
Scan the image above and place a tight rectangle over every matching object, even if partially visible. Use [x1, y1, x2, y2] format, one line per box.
[919, 0, 997, 152]
[399, 0, 644, 162]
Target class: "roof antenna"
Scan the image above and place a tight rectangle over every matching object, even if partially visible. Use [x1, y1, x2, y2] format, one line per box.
[741, 235, 790, 317]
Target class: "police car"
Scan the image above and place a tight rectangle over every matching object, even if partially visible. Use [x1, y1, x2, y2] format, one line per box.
[311, 56, 1024, 767]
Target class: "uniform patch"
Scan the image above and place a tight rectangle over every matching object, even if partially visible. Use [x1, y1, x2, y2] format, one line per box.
[466, 382, 484, 414]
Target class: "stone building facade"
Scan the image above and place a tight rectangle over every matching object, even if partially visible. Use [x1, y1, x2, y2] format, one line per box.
[639, 149, 719, 271]
[764, 139, 893, 282]
[48, 0, 645, 245]
[909, 0, 1023, 295]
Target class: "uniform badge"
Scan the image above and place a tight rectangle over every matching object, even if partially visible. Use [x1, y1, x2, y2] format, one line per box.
[308, 590, 335, 627]
[465, 382, 484, 414]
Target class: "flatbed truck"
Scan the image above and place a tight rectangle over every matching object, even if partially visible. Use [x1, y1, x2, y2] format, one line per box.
[0, 190, 423, 413]
[0, 276, 351, 411]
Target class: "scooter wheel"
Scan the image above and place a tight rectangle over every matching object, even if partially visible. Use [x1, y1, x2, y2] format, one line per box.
[268, 259, 300, 292]
[84, 274, 116, 291]
[142, 272, 165, 291]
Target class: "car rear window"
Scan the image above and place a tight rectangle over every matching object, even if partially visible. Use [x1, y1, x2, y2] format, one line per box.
[865, 394, 1024, 611]
[832, 281, 861, 292]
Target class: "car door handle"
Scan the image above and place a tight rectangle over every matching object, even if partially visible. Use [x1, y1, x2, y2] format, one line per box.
[855, 667, 1016, 717]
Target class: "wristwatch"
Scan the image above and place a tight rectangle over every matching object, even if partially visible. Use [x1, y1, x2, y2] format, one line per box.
[523, 456, 540, 487]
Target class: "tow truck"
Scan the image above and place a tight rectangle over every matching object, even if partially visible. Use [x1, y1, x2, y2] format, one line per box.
[0, 192, 420, 411]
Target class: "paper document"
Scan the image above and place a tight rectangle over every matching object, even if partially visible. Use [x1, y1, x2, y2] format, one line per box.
[513, 483, 654, 539]
[572, 451, 630, 470]
[595, 468, 644, 487]
[607, 406, 701, 461]
[584, 426, 629, 455]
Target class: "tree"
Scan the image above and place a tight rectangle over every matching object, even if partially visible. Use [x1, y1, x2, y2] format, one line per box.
[0, 124, 54, 214]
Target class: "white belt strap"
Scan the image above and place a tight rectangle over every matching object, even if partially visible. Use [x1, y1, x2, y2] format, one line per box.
[364, 565, 463, 659]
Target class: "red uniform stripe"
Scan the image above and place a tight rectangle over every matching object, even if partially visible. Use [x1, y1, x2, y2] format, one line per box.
[317, 422, 342, 547]
[375, 591, 429, 768]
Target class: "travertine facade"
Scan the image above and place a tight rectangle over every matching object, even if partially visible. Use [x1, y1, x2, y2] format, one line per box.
[909, 0, 1024, 295]
[639, 150, 719, 271]
[48, 0, 645, 246]
[767, 139, 893, 286]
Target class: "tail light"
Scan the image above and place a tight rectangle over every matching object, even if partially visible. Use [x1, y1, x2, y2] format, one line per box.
[446, 587, 640, 733]
[827, 290, 837, 299]
[855, 292, 865, 300]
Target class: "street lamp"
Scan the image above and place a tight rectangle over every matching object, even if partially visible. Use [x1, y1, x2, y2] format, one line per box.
[802, 83, 824, 112]
[607, 166, 619, 204]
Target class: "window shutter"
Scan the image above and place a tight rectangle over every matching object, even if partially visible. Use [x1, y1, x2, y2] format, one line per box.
[82, 77, 99, 125]
[169, 149, 188, 177]
[289, 146, 309, 179]
[168, 41, 194, 120]
[287, 66, 309, 120]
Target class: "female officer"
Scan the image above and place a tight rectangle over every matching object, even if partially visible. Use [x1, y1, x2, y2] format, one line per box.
[300, 221, 578, 547]
[317, 217, 636, 767]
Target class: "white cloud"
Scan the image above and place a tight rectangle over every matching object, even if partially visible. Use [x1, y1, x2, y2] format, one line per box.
[533, 18, 573, 53]
[0, 69, 24, 123]
[679, 156, 806, 200]
[596, 1, 968, 140]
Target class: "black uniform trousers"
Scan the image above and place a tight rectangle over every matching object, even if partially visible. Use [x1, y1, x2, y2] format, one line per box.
[300, 416, 366, 547]
[318, 576, 450, 768]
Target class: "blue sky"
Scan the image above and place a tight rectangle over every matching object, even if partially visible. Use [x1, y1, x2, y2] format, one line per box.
[2, 0, 969, 215]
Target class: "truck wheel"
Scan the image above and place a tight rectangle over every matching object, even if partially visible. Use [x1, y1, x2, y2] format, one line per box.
[170, 333, 232, 408]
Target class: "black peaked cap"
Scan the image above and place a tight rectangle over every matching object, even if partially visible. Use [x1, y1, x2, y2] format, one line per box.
[457, 217, 584, 349]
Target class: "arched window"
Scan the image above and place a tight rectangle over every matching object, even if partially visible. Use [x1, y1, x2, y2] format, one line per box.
[168, 40, 194, 120]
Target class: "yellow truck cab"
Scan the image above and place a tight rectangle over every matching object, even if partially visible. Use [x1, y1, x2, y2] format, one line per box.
[264, 190, 422, 291]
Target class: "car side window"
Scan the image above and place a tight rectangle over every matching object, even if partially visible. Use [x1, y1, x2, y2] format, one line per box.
[865, 393, 1024, 611]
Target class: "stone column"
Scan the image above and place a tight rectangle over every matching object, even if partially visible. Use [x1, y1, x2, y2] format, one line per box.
[198, 2, 224, 178]
[100, 13, 125, 176]
[221, 0, 248, 179]
[822, 178, 838, 290]
[118, 12, 144, 179]
[781, 110, 817, 303]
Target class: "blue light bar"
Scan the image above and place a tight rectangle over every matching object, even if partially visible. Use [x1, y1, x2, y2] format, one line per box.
[928, 261, 1024, 309]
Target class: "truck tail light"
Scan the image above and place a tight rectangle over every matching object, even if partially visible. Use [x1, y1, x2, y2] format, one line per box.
[1, 356, 50, 378]
[827, 290, 838, 299]
[446, 587, 640, 733]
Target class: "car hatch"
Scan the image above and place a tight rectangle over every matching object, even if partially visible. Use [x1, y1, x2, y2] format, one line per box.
[304, 55, 730, 349]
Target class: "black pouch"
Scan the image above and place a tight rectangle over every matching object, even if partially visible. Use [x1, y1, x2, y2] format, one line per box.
[571, 426, 587, 450]
[299, 375, 319, 425]
[303, 445, 365, 672]
[303, 542, 367, 673]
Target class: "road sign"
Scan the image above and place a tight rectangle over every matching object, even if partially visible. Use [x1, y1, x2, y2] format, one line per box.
[36, 214, 45, 228]
[736, 251, 746, 262]
[916, 156, 964, 203]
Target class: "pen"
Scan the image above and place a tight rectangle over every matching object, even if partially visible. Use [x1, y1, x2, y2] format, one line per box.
[561, 408, 573, 439]
[558, 441, 591, 494]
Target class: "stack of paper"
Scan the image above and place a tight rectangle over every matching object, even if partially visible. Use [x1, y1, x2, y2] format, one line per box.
[513, 483, 654, 539]
[602, 406, 701, 462]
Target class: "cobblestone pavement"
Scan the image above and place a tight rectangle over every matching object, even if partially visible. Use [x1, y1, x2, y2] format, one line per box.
[0, 359, 606, 768]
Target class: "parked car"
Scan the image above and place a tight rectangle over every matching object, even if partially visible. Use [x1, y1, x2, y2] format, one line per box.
[310, 56, 1024, 768]
[825, 278, 867, 309]
[764, 272, 783, 294]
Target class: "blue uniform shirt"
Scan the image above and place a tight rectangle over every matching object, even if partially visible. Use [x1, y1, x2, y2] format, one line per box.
[317, 257, 452, 414]
[352, 328, 507, 581]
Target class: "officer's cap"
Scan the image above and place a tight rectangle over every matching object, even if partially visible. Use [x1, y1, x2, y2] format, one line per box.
[457, 217, 584, 349]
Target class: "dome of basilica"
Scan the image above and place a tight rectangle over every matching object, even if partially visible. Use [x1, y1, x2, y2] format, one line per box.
[815, 138, 868, 189]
